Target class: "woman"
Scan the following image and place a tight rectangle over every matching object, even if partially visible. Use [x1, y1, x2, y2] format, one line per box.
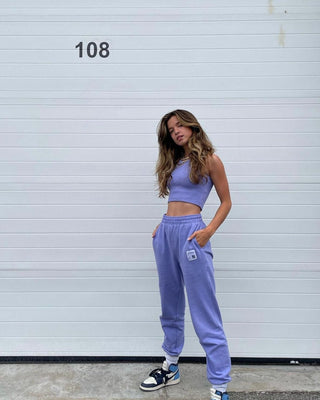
[139, 110, 232, 400]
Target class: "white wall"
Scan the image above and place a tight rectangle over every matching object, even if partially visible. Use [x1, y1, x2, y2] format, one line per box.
[0, 0, 319, 358]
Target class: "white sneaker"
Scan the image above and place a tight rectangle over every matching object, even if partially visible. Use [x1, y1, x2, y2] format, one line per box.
[211, 388, 230, 400]
[139, 360, 180, 391]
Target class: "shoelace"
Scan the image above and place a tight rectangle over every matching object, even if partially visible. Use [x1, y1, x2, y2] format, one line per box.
[149, 368, 169, 383]
[210, 388, 223, 399]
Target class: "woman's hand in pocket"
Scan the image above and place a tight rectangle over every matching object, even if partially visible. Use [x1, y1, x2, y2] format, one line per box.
[187, 228, 211, 247]
[152, 224, 160, 238]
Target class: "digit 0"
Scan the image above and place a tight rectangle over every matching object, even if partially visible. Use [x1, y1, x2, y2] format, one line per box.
[87, 42, 98, 58]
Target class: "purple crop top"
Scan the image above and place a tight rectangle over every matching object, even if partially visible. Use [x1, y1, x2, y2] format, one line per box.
[168, 159, 213, 210]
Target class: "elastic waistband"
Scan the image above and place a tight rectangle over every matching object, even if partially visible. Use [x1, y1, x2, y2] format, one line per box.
[161, 213, 203, 225]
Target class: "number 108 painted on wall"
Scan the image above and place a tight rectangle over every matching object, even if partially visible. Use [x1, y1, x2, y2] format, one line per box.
[75, 42, 110, 58]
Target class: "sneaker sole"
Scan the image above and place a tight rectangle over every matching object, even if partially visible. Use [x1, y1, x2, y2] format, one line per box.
[139, 377, 180, 392]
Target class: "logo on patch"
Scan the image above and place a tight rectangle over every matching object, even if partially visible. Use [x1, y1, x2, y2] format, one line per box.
[186, 249, 197, 261]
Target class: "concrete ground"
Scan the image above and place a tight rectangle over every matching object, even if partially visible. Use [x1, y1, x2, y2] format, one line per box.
[0, 362, 319, 400]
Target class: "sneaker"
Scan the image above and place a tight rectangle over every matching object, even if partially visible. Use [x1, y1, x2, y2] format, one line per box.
[211, 389, 230, 400]
[139, 360, 180, 391]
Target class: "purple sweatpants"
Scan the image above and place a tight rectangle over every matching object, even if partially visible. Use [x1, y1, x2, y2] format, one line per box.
[152, 214, 231, 385]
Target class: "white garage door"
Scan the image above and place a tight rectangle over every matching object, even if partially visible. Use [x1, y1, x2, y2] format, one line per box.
[0, 1, 319, 359]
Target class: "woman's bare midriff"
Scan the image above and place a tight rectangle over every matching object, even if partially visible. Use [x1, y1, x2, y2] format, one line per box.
[166, 201, 201, 216]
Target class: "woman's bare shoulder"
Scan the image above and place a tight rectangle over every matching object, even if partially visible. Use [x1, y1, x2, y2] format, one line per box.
[207, 153, 225, 172]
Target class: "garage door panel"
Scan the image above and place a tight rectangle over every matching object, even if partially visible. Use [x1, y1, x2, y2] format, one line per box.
[0, 2, 319, 359]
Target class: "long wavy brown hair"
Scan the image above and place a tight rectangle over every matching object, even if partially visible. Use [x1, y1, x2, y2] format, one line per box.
[156, 109, 215, 198]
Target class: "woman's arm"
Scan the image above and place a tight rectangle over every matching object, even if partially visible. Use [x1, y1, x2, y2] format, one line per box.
[188, 154, 232, 247]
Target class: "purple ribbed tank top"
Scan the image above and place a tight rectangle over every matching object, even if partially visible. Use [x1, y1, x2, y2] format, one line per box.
[168, 159, 213, 210]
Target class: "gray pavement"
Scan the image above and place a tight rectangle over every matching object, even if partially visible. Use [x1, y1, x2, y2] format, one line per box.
[0, 362, 319, 400]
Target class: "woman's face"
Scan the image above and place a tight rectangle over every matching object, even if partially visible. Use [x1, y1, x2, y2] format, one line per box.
[167, 115, 193, 150]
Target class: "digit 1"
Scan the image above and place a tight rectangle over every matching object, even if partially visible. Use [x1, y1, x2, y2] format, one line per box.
[75, 42, 83, 58]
